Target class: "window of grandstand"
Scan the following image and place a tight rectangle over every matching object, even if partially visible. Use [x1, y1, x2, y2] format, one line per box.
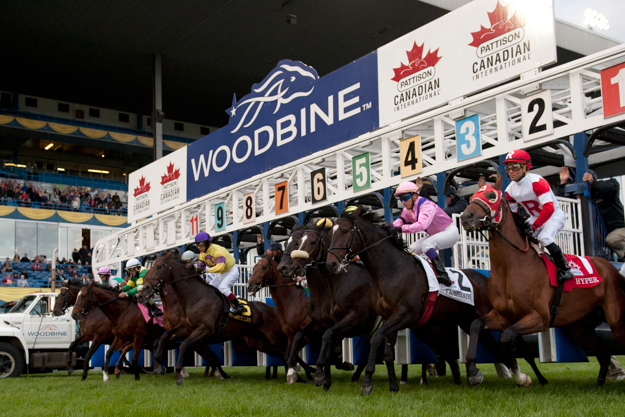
[0, 92, 12, 108]
[25, 97, 37, 108]
[201, 126, 210, 135]
[58, 103, 70, 113]
[119, 112, 130, 123]
[76, 109, 84, 119]
[147, 117, 151, 126]
[89, 108, 100, 118]
[174, 122, 184, 131]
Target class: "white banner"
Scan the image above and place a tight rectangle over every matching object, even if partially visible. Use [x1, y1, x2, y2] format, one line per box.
[377, 0, 556, 126]
[127, 147, 188, 223]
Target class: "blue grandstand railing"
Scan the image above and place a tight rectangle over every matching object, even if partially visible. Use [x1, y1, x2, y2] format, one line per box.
[0, 199, 128, 216]
[1, 262, 94, 288]
[0, 167, 128, 192]
[0, 108, 195, 144]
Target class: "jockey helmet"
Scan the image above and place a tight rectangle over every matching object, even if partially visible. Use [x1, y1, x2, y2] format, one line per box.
[195, 231, 211, 248]
[97, 266, 112, 276]
[181, 250, 197, 261]
[269, 242, 283, 251]
[394, 181, 419, 196]
[125, 258, 141, 271]
[503, 150, 531, 170]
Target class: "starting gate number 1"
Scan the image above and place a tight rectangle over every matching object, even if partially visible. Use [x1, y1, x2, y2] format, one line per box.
[243, 193, 255, 224]
[521, 90, 553, 142]
[275, 181, 288, 214]
[352, 153, 371, 192]
[311, 168, 327, 203]
[214, 203, 225, 232]
[399, 135, 422, 178]
[190, 214, 199, 235]
[455, 114, 482, 162]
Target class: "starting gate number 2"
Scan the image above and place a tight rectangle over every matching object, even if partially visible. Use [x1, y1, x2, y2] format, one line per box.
[275, 181, 288, 214]
[214, 202, 225, 231]
[521, 90, 553, 142]
[243, 193, 255, 224]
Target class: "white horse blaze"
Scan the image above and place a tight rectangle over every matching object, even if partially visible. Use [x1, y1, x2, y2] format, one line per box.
[298, 235, 308, 250]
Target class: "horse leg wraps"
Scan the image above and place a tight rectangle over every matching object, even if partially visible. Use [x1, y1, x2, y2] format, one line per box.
[511, 365, 532, 387]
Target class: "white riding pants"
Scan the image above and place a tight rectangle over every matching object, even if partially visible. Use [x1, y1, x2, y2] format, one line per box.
[409, 223, 459, 255]
[205, 265, 240, 298]
[535, 210, 565, 247]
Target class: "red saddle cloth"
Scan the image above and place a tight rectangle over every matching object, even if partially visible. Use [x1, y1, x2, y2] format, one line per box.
[540, 254, 602, 292]
[137, 303, 164, 327]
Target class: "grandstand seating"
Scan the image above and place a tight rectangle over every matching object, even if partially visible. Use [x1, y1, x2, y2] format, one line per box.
[0, 199, 127, 216]
[1, 262, 94, 288]
[0, 167, 128, 192]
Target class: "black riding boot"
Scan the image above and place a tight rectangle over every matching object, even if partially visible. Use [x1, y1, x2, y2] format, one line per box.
[148, 302, 163, 318]
[431, 256, 452, 286]
[230, 297, 246, 315]
[546, 243, 574, 282]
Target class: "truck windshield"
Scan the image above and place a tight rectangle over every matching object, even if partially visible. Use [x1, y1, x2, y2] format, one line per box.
[8, 295, 38, 313]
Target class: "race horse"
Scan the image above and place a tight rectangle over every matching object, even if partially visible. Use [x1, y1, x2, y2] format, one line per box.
[140, 252, 296, 385]
[325, 206, 545, 395]
[71, 283, 165, 382]
[460, 178, 625, 387]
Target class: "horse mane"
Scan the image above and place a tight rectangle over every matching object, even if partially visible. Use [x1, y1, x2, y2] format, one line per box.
[66, 278, 84, 288]
[341, 205, 408, 251]
[93, 283, 118, 292]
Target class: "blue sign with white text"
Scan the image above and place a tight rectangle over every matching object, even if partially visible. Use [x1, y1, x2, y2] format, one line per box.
[187, 54, 379, 199]
[455, 114, 481, 162]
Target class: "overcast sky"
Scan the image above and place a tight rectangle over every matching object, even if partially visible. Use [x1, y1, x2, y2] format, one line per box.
[554, 0, 625, 42]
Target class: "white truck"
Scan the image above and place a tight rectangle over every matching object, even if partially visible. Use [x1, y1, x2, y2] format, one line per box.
[0, 292, 80, 378]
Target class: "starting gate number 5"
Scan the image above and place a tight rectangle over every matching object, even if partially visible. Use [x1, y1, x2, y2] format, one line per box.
[455, 114, 481, 162]
[275, 181, 288, 214]
[243, 193, 255, 224]
[521, 90, 553, 142]
[214, 202, 225, 231]
[352, 153, 371, 192]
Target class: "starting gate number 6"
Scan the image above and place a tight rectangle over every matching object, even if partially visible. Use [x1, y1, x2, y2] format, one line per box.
[521, 90, 553, 142]
[311, 168, 326, 203]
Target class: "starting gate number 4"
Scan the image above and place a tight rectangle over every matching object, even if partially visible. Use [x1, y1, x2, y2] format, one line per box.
[311, 168, 327, 203]
[243, 193, 255, 224]
[521, 90, 553, 142]
[214, 202, 225, 232]
[352, 153, 371, 192]
[275, 181, 288, 214]
[400, 135, 422, 178]
[455, 114, 482, 162]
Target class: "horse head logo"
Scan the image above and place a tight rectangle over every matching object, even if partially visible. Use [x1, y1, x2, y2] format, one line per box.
[226, 59, 319, 133]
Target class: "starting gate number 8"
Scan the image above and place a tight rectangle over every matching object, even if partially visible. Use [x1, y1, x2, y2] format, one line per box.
[243, 193, 255, 224]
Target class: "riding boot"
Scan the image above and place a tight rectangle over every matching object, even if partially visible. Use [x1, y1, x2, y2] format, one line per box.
[546, 243, 574, 282]
[147, 301, 163, 318]
[430, 255, 452, 286]
[230, 297, 246, 315]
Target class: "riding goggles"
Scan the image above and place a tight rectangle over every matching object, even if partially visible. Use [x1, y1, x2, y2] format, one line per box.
[399, 193, 413, 202]
[504, 164, 523, 172]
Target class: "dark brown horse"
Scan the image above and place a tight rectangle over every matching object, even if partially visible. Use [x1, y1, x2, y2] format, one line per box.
[460, 178, 625, 387]
[71, 283, 165, 382]
[141, 252, 291, 385]
[247, 254, 316, 381]
[325, 206, 545, 395]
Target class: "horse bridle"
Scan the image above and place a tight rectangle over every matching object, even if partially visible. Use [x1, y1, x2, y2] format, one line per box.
[142, 259, 202, 296]
[470, 196, 529, 253]
[253, 256, 298, 289]
[328, 218, 394, 269]
[74, 286, 121, 317]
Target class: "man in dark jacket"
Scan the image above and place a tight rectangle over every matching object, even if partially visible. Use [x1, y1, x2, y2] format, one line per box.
[557, 167, 625, 261]
[443, 186, 468, 217]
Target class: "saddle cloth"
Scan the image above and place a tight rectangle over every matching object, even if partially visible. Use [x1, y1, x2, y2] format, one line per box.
[413, 255, 475, 306]
[540, 253, 602, 291]
[137, 303, 164, 327]
[228, 299, 253, 323]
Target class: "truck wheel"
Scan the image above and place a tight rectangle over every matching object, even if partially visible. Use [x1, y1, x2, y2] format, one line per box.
[0, 343, 24, 378]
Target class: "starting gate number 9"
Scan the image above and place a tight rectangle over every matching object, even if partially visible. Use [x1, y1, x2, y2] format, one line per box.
[311, 168, 326, 203]
[455, 114, 482, 162]
[399, 135, 422, 178]
[214, 202, 225, 231]
[243, 193, 255, 224]
[275, 181, 288, 214]
[521, 90, 553, 142]
[352, 153, 371, 192]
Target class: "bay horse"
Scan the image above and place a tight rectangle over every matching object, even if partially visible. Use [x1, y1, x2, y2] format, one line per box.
[326, 206, 545, 395]
[140, 252, 291, 385]
[71, 283, 165, 382]
[246, 253, 317, 382]
[460, 178, 625, 387]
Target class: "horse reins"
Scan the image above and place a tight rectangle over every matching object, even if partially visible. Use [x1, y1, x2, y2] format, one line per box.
[74, 286, 124, 317]
[328, 218, 394, 268]
[255, 257, 298, 289]
[472, 197, 529, 253]
[142, 259, 203, 295]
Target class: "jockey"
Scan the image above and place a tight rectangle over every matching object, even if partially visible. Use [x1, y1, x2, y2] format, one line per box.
[390, 181, 458, 286]
[120, 258, 163, 317]
[194, 232, 246, 315]
[96, 266, 123, 288]
[503, 150, 573, 282]
[181, 250, 198, 269]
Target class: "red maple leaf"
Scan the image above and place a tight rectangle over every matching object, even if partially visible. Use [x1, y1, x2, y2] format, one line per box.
[134, 176, 151, 197]
[391, 42, 442, 82]
[469, 1, 526, 48]
[161, 162, 181, 185]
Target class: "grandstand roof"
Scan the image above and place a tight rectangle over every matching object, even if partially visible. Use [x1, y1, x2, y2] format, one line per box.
[1, 0, 620, 128]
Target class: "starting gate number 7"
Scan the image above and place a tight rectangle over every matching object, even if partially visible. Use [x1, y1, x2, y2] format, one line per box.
[275, 181, 288, 214]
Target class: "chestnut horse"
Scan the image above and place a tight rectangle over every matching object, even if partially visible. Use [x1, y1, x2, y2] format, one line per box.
[71, 283, 165, 382]
[460, 178, 625, 387]
[326, 206, 545, 395]
[140, 252, 291, 385]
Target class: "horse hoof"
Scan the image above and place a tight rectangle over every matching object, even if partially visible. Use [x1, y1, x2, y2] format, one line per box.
[341, 362, 355, 371]
[389, 386, 399, 393]
[286, 368, 298, 385]
[400, 380, 407, 386]
[293, 363, 302, 372]
[135, 375, 140, 381]
[153, 364, 161, 374]
[315, 375, 325, 387]
[323, 384, 331, 391]
[67, 368, 73, 376]
[361, 384, 373, 396]
[516, 374, 532, 388]
[81, 376, 87, 382]
[181, 368, 190, 378]
[175, 376, 184, 386]
[467, 370, 484, 386]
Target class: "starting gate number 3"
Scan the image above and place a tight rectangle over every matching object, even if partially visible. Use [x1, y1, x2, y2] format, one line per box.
[214, 202, 225, 232]
[400, 135, 422, 178]
[521, 90, 553, 142]
[455, 114, 482, 162]
[243, 193, 255, 224]
[275, 181, 288, 214]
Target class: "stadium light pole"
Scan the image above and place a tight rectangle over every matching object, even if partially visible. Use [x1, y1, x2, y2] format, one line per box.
[153, 54, 164, 160]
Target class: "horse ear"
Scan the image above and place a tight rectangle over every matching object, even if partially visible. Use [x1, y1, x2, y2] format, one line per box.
[88, 281, 95, 288]
[494, 172, 503, 190]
